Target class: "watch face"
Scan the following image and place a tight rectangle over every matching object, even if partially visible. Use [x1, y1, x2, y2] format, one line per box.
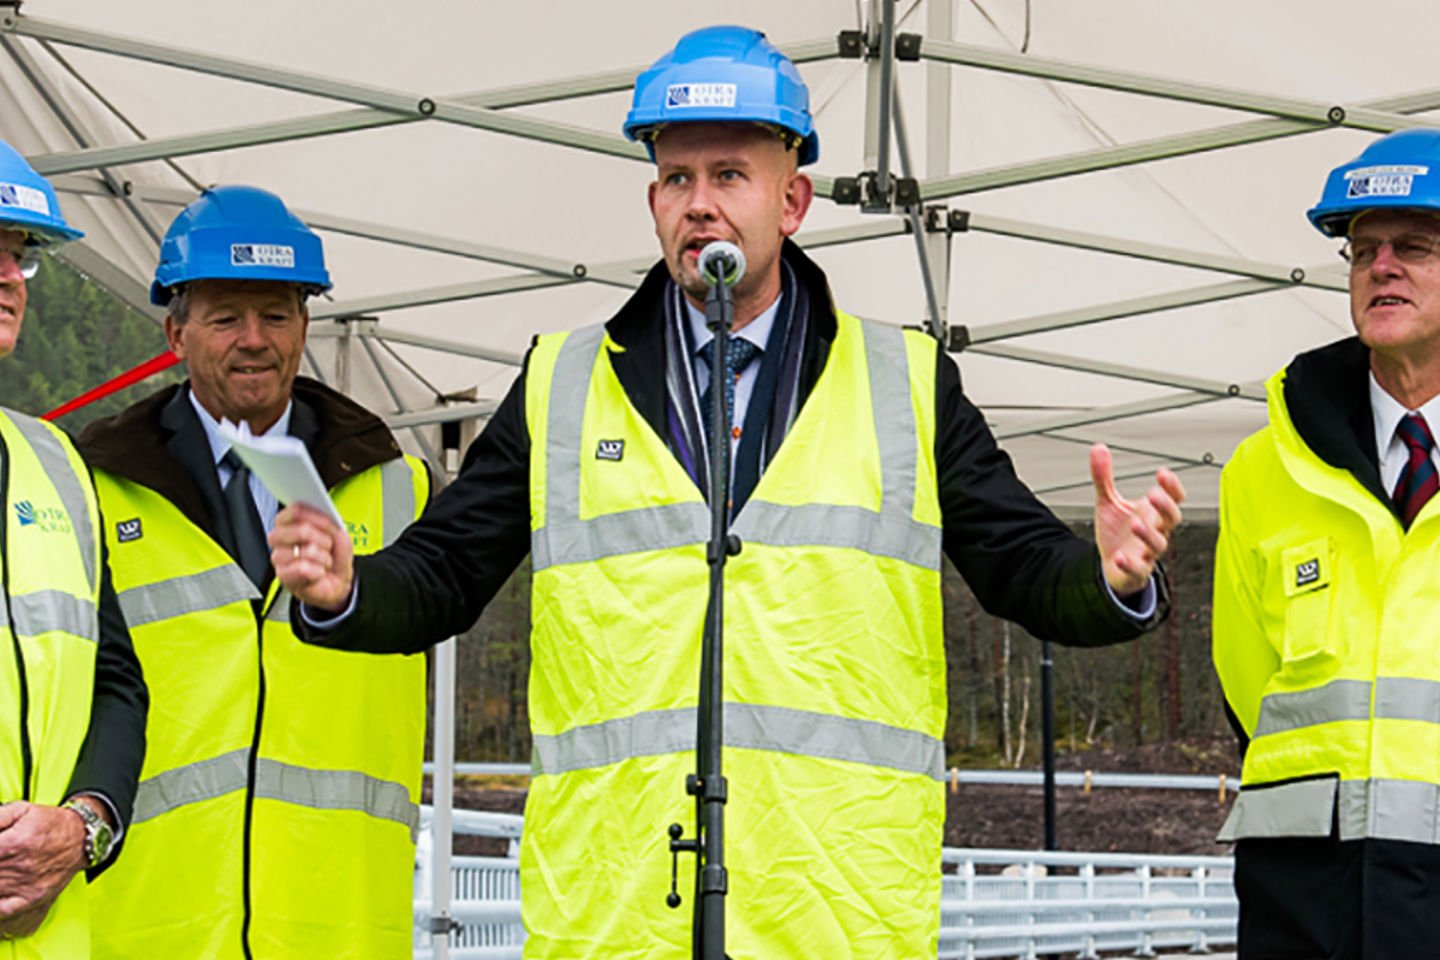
[91, 821, 114, 865]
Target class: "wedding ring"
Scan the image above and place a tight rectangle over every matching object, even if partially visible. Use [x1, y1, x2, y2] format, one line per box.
[292, 544, 301, 560]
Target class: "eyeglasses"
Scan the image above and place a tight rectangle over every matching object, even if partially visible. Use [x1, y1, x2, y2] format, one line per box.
[1340, 233, 1440, 270]
[0, 244, 41, 280]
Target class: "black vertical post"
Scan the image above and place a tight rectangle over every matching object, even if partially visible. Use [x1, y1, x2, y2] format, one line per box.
[1041, 638, 1057, 851]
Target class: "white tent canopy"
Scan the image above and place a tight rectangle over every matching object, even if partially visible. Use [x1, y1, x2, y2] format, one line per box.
[2, 0, 1431, 516]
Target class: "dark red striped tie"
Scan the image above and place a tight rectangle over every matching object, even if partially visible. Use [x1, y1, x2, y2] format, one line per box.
[1393, 413, 1439, 528]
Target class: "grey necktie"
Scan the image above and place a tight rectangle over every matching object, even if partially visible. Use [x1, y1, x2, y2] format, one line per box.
[221, 449, 269, 588]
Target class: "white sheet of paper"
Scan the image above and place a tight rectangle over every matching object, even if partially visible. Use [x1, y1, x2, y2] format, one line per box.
[217, 420, 344, 529]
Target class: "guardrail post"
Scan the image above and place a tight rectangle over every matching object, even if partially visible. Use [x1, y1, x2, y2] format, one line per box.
[1134, 864, 1157, 958]
[1191, 864, 1212, 954]
[1077, 862, 1099, 960]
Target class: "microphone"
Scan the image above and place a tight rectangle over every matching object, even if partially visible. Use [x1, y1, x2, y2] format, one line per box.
[699, 241, 746, 288]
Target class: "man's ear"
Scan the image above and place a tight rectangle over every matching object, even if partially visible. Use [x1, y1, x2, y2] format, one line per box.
[780, 173, 815, 238]
[164, 315, 186, 360]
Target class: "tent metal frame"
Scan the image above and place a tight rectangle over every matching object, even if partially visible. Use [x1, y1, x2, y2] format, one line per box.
[1, 0, 1403, 948]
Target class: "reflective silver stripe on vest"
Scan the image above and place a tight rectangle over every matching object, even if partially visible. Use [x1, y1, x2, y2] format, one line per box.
[733, 502, 940, 570]
[9, 411, 97, 594]
[1221, 776, 1440, 845]
[133, 748, 250, 824]
[534, 500, 710, 570]
[254, 758, 420, 841]
[117, 565, 260, 629]
[533, 703, 945, 781]
[133, 750, 419, 839]
[532, 325, 608, 570]
[533, 320, 940, 571]
[379, 457, 417, 545]
[1253, 679, 1372, 738]
[266, 587, 292, 623]
[7, 590, 99, 643]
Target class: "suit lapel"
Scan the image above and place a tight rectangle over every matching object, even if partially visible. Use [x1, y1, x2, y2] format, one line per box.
[159, 388, 237, 554]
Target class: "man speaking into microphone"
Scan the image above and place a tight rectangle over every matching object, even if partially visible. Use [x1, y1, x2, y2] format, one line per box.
[273, 25, 1186, 960]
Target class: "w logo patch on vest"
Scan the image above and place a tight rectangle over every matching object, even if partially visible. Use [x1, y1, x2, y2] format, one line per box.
[1282, 538, 1330, 597]
[116, 518, 143, 543]
[1295, 558, 1320, 587]
[596, 439, 625, 461]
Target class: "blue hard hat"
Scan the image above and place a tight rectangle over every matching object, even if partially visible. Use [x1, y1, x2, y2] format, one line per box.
[151, 185, 332, 306]
[1308, 129, 1440, 237]
[0, 140, 83, 247]
[623, 25, 819, 166]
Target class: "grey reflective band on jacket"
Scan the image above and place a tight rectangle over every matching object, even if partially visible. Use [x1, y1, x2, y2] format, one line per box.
[5, 590, 99, 643]
[532, 319, 940, 571]
[1373, 676, 1440, 724]
[1229, 676, 1440, 843]
[1254, 677, 1440, 739]
[117, 565, 260, 629]
[1221, 776, 1440, 845]
[255, 758, 420, 841]
[133, 749, 419, 838]
[1253, 679, 1372, 738]
[533, 702, 945, 781]
[10, 411, 97, 594]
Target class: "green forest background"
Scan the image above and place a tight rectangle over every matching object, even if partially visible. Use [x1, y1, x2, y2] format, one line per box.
[8, 254, 1234, 771]
[0, 251, 181, 425]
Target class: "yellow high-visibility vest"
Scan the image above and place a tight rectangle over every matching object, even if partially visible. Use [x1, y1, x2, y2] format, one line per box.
[1216, 365, 1440, 843]
[522, 312, 946, 959]
[90, 455, 428, 959]
[0, 409, 101, 960]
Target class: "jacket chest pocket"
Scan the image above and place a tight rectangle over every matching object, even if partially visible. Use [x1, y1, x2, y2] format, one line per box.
[1278, 538, 1340, 673]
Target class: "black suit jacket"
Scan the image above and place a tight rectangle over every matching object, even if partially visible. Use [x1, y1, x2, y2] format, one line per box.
[300, 241, 1165, 654]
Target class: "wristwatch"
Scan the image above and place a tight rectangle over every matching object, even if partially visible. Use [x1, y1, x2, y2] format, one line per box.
[62, 798, 115, 868]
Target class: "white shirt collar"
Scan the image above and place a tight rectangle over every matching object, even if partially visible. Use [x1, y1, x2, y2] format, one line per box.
[187, 389, 293, 467]
[686, 294, 782, 356]
[1369, 372, 1440, 468]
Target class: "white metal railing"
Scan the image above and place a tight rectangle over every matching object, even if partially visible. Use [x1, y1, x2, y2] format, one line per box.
[413, 809, 1237, 960]
[422, 763, 1240, 797]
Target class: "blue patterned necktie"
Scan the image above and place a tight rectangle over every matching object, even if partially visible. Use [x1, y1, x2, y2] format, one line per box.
[698, 337, 761, 431]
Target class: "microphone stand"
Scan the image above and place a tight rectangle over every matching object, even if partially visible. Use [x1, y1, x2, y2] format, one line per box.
[666, 261, 737, 960]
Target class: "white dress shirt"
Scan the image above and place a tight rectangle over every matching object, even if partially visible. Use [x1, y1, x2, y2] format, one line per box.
[187, 390, 292, 534]
[1370, 373, 1440, 497]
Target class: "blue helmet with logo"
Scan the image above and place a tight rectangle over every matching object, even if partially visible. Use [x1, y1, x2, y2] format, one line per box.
[151, 185, 332, 306]
[0, 140, 83, 247]
[1308, 129, 1440, 237]
[623, 25, 819, 166]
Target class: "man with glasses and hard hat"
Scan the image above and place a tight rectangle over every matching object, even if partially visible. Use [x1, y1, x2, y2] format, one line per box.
[274, 26, 1186, 959]
[0, 141, 148, 957]
[1214, 128, 1440, 959]
[78, 185, 430, 959]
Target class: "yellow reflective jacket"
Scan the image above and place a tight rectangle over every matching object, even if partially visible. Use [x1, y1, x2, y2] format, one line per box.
[0, 409, 101, 960]
[522, 311, 945, 959]
[83, 384, 428, 960]
[1215, 338, 1440, 843]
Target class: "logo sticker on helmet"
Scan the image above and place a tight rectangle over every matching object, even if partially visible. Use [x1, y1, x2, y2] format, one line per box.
[0, 182, 50, 216]
[230, 243, 296, 268]
[1345, 164, 1428, 199]
[665, 83, 738, 109]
